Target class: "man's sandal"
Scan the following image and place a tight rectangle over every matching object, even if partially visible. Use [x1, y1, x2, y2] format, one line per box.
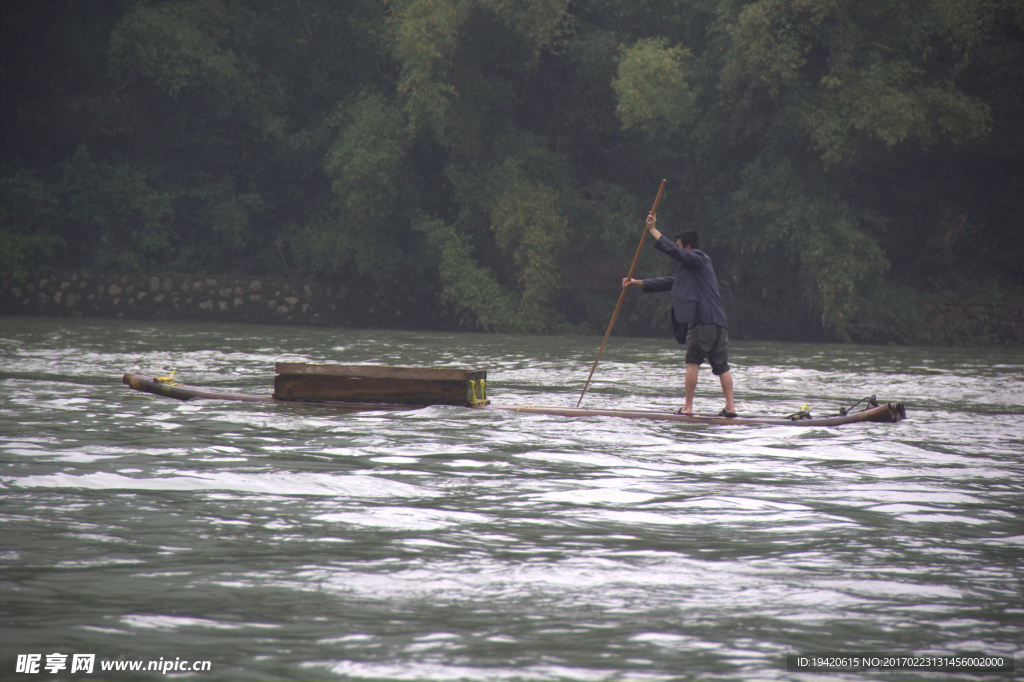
[718, 409, 738, 418]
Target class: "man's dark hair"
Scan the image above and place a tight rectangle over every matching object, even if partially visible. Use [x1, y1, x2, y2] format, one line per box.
[674, 230, 700, 249]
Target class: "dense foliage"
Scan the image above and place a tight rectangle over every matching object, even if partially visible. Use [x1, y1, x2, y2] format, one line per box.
[3, 0, 1022, 340]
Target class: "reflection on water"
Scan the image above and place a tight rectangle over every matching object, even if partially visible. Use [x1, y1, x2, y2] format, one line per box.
[1, 316, 1022, 680]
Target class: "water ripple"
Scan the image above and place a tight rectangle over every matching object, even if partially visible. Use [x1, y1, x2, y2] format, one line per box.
[2, 317, 1022, 680]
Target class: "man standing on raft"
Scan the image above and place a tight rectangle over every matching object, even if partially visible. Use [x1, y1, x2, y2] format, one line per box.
[622, 213, 737, 417]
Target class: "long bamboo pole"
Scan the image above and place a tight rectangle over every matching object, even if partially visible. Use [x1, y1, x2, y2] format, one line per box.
[576, 179, 667, 408]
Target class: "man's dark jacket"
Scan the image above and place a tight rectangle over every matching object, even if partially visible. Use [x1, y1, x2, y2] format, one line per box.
[642, 235, 728, 338]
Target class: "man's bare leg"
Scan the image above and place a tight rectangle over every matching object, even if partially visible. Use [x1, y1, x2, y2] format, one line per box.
[719, 370, 736, 414]
[680, 363, 699, 414]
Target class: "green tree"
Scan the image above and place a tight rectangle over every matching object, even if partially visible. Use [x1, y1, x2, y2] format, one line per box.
[1, 147, 173, 274]
[665, 0, 1000, 336]
[2, 0, 1021, 341]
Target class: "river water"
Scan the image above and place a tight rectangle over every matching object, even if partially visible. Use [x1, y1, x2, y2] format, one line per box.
[1, 316, 1022, 681]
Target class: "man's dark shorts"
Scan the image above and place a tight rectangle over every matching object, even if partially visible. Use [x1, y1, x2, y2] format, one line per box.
[685, 323, 730, 375]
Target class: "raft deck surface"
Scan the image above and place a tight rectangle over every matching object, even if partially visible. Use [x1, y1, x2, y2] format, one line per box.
[122, 373, 906, 426]
[484, 402, 905, 426]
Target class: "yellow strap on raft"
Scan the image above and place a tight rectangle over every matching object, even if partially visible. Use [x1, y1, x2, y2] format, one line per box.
[155, 370, 180, 386]
[786, 403, 813, 420]
[469, 379, 487, 407]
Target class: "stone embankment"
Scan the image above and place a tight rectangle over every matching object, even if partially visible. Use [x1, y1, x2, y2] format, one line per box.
[2, 271, 1022, 344]
[0, 271, 435, 328]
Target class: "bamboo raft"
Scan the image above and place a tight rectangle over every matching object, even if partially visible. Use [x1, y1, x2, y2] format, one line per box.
[122, 364, 906, 427]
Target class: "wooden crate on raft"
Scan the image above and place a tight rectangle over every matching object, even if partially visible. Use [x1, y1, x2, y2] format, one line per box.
[272, 363, 488, 407]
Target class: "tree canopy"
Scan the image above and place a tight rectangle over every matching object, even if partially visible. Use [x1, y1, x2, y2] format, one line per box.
[3, 0, 1022, 341]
